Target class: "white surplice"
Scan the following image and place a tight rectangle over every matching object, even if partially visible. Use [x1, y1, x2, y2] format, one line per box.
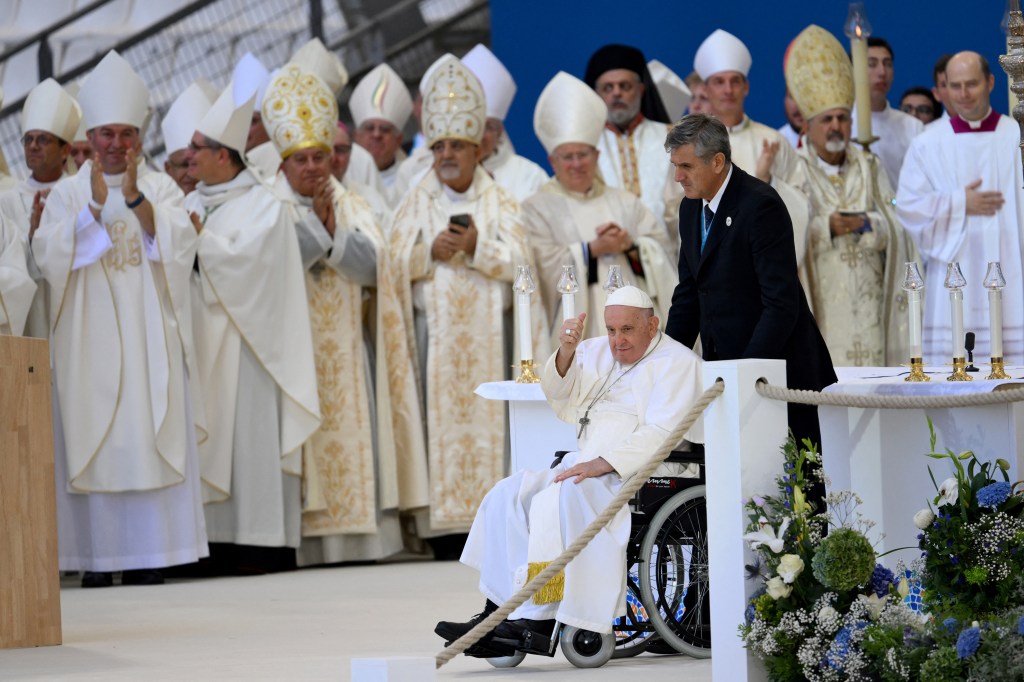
[33, 161, 207, 571]
[896, 114, 1024, 363]
[522, 178, 677, 342]
[187, 170, 321, 548]
[0, 211, 35, 336]
[461, 334, 702, 633]
[852, 102, 923, 190]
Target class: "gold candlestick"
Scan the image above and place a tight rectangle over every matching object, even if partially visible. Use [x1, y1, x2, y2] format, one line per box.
[905, 357, 930, 382]
[948, 357, 973, 382]
[987, 357, 1011, 380]
[515, 359, 541, 383]
[1000, 0, 1024, 167]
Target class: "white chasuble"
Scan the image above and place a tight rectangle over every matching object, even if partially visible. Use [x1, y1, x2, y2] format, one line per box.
[797, 143, 917, 366]
[0, 212, 35, 336]
[33, 162, 195, 493]
[896, 116, 1024, 363]
[728, 116, 813, 299]
[187, 171, 321, 504]
[390, 167, 546, 531]
[522, 178, 677, 343]
[461, 335, 702, 633]
[0, 175, 64, 337]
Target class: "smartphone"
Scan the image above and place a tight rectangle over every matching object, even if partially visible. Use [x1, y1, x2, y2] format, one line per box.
[449, 213, 470, 232]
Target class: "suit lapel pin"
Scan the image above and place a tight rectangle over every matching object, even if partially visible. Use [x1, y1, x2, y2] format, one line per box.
[725, 216, 732, 226]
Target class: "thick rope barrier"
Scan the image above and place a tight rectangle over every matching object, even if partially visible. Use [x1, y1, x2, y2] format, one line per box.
[434, 379, 726, 669]
[755, 379, 1024, 409]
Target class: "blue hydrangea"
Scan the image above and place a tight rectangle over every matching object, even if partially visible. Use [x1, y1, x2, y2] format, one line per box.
[826, 622, 867, 671]
[956, 626, 981, 659]
[977, 481, 1013, 508]
[1018, 616, 1024, 636]
[868, 564, 895, 597]
[943, 617, 959, 635]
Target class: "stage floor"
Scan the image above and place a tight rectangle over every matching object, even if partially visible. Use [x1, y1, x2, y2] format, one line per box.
[1, 560, 712, 680]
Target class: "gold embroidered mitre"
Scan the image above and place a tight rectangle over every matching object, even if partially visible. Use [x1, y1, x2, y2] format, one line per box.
[261, 63, 338, 159]
[422, 54, 486, 147]
[784, 25, 854, 121]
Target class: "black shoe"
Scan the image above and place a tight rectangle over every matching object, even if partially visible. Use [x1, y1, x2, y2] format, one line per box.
[434, 599, 499, 641]
[492, 618, 557, 653]
[81, 571, 113, 588]
[427, 534, 468, 561]
[121, 569, 165, 586]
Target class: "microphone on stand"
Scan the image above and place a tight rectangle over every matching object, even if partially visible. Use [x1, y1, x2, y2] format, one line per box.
[965, 332, 979, 372]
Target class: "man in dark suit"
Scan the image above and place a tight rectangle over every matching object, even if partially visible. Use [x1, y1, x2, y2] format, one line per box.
[664, 114, 836, 452]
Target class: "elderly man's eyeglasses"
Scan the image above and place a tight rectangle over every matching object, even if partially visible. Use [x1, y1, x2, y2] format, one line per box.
[901, 104, 934, 116]
[22, 133, 58, 147]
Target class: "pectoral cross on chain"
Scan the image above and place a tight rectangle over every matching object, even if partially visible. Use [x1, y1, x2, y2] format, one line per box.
[577, 413, 591, 438]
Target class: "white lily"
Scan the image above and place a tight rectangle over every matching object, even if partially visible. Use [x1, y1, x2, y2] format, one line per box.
[743, 516, 791, 554]
[937, 477, 959, 507]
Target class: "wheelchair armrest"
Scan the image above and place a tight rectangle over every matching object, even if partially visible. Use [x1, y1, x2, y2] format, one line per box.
[665, 443, 705, 466]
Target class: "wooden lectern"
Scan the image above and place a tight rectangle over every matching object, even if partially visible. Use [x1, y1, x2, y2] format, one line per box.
[0, 335, 61, 648]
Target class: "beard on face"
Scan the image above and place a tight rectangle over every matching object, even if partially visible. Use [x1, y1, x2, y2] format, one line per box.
[437, 162, 462, 181]
[824, 136, 846, 154]
[608, 97, 642, 126]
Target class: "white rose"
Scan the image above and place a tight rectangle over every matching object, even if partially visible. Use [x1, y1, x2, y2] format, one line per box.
[913, 509, 935, 530]
[777, 554, 805, 584]
[766, 576, 793, 600]
[817, 606, 839, 623]
[937, 477, 959, 507]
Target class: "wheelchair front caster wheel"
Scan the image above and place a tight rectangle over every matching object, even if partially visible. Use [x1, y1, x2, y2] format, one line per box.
[487, 650, 526, 668]
[560, 625, 615, 668]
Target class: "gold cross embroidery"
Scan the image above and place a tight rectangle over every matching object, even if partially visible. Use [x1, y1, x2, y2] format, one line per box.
[839, 238, 865, 269]
[846, 341, 872, 366]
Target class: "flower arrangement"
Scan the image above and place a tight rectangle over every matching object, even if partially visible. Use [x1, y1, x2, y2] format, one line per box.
[740, 424, 1024, 681]
[739, 436, 922, 681]
[915, 418, 1024, 622]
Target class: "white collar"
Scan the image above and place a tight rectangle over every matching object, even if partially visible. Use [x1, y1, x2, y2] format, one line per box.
[966, 108, 994, 129]
[704, 164, 734, 215]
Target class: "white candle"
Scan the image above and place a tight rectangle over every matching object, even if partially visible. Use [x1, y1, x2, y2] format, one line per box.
[517, 293, 532, 362]
[851, 35, 873, 142]
[989, 288, 1004, 359]
[908, 289, 923, 359]
[950, 288, 965, 358]
[561, 292, 575, 321]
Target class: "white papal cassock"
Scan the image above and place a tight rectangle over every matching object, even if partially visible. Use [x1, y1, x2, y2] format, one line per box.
[896, 112, 1024, 364]
[187, 170, 321, 548]
[34, 161, 208, 571]
[461, 333, 702, 633]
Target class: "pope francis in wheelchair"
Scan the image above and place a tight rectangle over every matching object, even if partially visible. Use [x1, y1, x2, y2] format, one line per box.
[435, 286, 708, 667]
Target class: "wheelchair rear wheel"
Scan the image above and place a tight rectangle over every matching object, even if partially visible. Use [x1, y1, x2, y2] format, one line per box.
[612, 568, 657, 658]
[638, 485, 711, 659]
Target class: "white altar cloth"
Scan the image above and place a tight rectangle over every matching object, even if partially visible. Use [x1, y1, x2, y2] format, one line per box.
[475, 381, 576, 472]
[820, 366, 1024, 565]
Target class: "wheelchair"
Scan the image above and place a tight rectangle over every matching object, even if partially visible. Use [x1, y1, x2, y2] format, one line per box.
[485, 446, 710, 669]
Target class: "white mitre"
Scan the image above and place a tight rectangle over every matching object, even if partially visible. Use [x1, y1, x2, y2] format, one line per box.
[648, 59, 692, 122]
[694, 29, 752, 80]
[533, 71, 606, 155]
[197, 84, 255, 154]
[22, 78, 81, 143]
[461, 44, 515, 121]
[421, 54, 485, 147]
[63, 82, 89, 142]
[419, 53, 455, 95]
[350, 63, 412, 128]
[605, 285, 654, 309]
[78, 50, 150, 129]
[290, 37, 348, 96]
[262, 64, 337, 159]
[232, 52, 270, 109]
[161, 81, 215, 154]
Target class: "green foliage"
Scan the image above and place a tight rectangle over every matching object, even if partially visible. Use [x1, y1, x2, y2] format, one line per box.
[918, 646, 965, 682]
[811, 528, 875, 592]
